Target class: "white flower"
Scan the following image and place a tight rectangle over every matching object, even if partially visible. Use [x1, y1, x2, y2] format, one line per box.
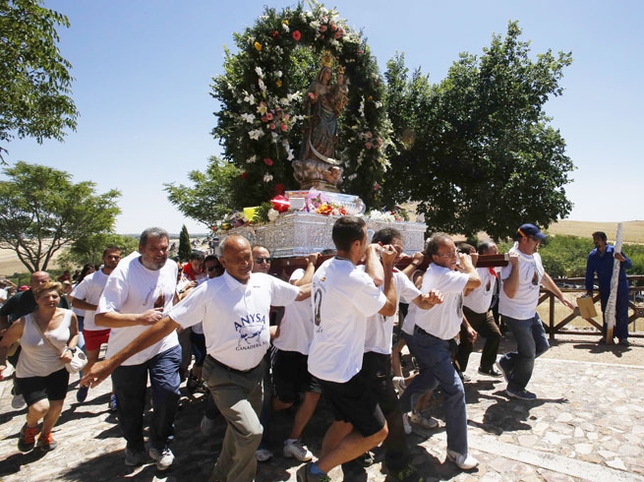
[263, 173, 274, 183]
[271, 132, 279, 142]
[246, 155, 257, 164]
[241, 113, 255, 123]
[276, 70, 283, 78]
[282, 22, 290, 32]
[255, 66, 264, 77]
[268, 208, 279, 221]
[257, 79, 266, 92]
[374, 101, 382, 109]
[244, 93, 255, 105]
[347, 173, 358, 181]
[287, 147, 295, 161]
[248, 129, 264, 140]
[330, 39, 340, 48]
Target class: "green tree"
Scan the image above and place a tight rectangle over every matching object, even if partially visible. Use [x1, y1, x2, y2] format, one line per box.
[0, 0, 78, 161]
[56, 233, 138, 271]
[178, 225, 191, 262]
[164, 156, 239, 229]
[0, 161, 120, 272]
[383, 22, 574, 239]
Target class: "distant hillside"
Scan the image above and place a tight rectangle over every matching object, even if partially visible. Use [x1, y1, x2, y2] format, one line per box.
[546, 220, 644, 244]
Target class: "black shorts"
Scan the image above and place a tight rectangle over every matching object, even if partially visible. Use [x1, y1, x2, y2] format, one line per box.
[272, 350, 321, 404]
[320, 370, 386, 437]
[16, 368, 69, 406]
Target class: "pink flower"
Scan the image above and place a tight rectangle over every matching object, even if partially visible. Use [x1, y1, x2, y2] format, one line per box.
[263, 158, 273, 166]
[373, 183, 380, 191]
[334, 31, 342, 39]
[319, 25, 327, 32]
[261, 115, 268, 123]
[265, 112, 273, 121]
[269, 123, 276, 130]
[330, 22, 337, 31]
[280, 123, 288, 132]
[365, 142, 372, 149]
[292, 30, 301, 41]
[365, 131, 373, 139]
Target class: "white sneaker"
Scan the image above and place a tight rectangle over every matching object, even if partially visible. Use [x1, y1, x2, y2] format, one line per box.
[148, 446, 174, 470]
[392, 376, 406, 393]
[409, 410, 438, 429]
[283, 439, 312, 462]
[446, 449, 479, 470]
[402, 413, 412, 435]
[11, 393, 26, 410]
[255, 447, 273, 462]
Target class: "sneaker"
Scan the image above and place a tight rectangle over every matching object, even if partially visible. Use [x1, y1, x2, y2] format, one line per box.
[478, 366, 503, 378]
[12, 393, 26, 410]
[200, 414, 217, 436]
[409, 410, 438, 429]
[619, 338, 630, 346]
[17, 423, 39, 452]
[77, 386, 89, 403]
[457, 371, 472, 383]
[495, 358, 511, 384]
[37, 432, 58, 451]
[124, 447, 146, 467]
[255, 447, 273, 462]
[358, 451, 375, 467]
[283, 439, 312, 462]
[392, 376, 407, 393]
[149, 446, 174, 470]
[446, 449, 479, 470]
[109, 393, 118, 412]
[296, 462, 331, 482]
[402, 413, 412, 435]
[386, 463, 424, 482]
[506, 387, 537, 400]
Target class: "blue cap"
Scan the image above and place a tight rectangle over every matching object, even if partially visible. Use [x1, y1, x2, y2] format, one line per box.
[518, 223, 546, 241]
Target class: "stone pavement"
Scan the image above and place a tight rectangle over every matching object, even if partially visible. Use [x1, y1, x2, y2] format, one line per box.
[1, 335, 644, 482]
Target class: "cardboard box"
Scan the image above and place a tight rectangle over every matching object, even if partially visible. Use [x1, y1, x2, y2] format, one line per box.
[577, 296, 598, 318]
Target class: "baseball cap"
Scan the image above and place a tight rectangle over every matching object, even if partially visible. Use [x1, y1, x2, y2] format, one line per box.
[18, 285, 29, 291]
[518, 223, 546, 241]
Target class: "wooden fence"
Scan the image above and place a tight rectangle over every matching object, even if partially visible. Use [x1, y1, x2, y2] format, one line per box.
[539, 275, 644, 340]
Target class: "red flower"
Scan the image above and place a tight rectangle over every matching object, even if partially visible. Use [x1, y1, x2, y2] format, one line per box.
[263, 157, 273, 166]
[280, 123, 288, 132]
[241, 172, 248, 179]
[292, 30, 301, 41]
[270, 30, 280, 39]
[275, 183, 285, 195]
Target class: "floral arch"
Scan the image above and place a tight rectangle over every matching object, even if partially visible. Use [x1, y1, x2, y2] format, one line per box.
[211, 2, 392, 211]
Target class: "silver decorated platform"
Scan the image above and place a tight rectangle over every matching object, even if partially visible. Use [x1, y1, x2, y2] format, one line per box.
[219, 212, 427, 258]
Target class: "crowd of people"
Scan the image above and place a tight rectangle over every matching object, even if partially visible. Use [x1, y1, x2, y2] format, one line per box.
[0, 220, 634, 482]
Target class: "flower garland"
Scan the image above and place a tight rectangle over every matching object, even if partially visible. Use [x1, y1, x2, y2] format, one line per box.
[211, 2, 392, 210]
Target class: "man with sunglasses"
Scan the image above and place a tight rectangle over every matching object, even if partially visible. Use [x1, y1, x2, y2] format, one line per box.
[252, 246, 272, 275]
[497, 224, 574, 400]
[398, 232, 481, 471]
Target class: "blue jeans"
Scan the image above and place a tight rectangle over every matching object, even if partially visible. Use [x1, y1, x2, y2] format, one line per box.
[500, 314, 549, 392]
[399, 327, 469, 455]
[111, 344, 181, 452]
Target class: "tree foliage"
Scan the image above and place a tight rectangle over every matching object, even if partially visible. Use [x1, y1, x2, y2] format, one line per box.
[382, 22, 574, 239]
[0, 161, 120, 272]
[178, 225, 191, 262]
[0, 0, 78, 161]
[209, 2, 391, 210]
[56, 233, 138, 271]
[164, 156, 239, 229]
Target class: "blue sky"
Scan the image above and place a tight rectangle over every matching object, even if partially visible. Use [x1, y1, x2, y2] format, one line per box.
[5, 0, 643, 234]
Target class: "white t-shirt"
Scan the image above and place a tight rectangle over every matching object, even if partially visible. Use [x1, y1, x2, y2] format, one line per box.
[16, 311, 72, 378]
[169, 271, 299, 371]
[97, 254, 179, 366]
[70, 270, 110, 331]
[415, 263, 469, 340]
[499, 245, 544, 320]
[273, 269, 314, 355]
[463, 267, 498, 314]
[308, 257, 387, 383]
[364, 269, 421, 355]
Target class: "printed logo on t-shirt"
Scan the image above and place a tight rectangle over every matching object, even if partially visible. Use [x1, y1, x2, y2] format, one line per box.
[234, 313, 266, 350]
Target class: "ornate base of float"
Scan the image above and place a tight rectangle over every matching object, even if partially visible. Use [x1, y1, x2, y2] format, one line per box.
[219, 211, 427, 259]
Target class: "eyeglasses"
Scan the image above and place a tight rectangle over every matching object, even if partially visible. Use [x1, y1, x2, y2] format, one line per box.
[435, 251, 457, 259]
[255, 257, 272, 264]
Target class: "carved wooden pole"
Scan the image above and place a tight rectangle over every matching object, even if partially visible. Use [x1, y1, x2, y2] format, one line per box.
[604, 223, 623, 343]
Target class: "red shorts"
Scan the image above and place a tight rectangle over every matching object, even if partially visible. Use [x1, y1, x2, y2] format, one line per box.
[83, 328, 110, 351]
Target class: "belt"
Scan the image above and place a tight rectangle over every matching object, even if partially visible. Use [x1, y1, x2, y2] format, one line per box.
[206, 354, 259, 375]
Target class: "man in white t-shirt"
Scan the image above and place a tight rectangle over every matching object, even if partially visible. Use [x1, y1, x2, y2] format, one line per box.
[84, 234, 310, 482]
[497, 224, 574, 400]
[70, 245, 121, 403]
[271, 253, 320, 463]
[456, 240, 503, 378]
[362, 227, 443, 482]
[94, 228, 180, 471]
[398, 233, 481, 471]
[297, 216, 399, 482]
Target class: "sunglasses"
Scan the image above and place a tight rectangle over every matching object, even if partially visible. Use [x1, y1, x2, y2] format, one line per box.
[255, 257, 272, 264]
